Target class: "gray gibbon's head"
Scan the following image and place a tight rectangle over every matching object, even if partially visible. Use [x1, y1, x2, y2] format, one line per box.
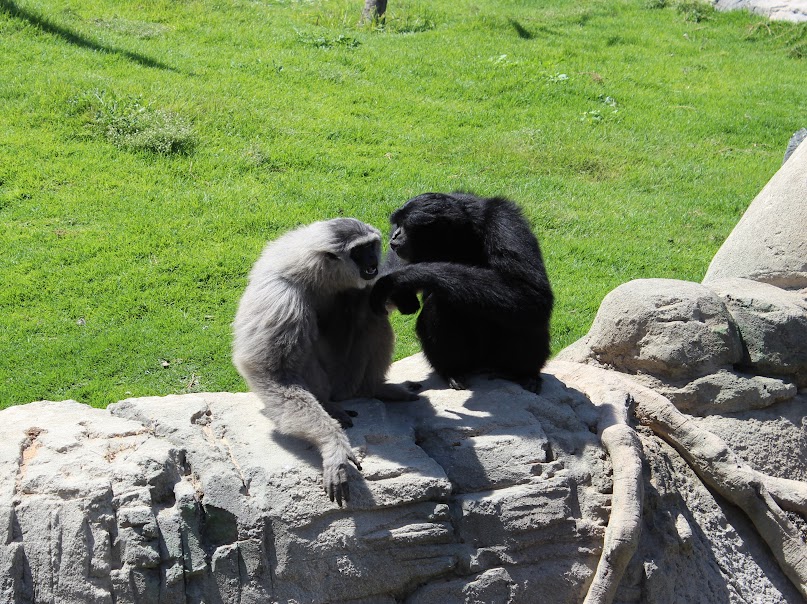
[324, 217, 382, 282]
[259, 217, 382, 292]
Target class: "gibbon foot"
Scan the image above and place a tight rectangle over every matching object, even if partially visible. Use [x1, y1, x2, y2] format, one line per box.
[447, 376, 467, 390]
[322, 446, 362, 507]
[375, 381, 422, 402]
[518, 376, 543, 394]
[485, 373, 544, 394]
[323, 462, 351, 506]
[324, 403, 357, 428]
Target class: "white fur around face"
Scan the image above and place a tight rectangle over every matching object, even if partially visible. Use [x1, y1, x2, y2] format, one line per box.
[248, 218, 381, 294]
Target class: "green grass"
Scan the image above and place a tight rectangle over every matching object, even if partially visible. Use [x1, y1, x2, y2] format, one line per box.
[1, 0, 805, 408]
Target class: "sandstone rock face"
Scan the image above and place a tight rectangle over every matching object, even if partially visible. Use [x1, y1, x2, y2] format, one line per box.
[1, 359, 804, 603]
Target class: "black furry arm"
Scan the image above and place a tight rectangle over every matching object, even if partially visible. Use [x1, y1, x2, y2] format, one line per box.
[370, 262, 551, 317]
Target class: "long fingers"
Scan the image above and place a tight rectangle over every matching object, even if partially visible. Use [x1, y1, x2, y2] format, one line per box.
[325, 463, 350, 506]
[348, 451, 362, 471]
[323, 451, 363, 506]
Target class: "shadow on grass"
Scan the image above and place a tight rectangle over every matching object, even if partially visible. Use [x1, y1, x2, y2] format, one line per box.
[0, 0, 178, 72]
[509, 18, 534, 40]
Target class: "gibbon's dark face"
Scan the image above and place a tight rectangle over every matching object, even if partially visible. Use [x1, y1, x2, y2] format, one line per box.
[389, 193, 484, 265]
[350, 241, 380, 280]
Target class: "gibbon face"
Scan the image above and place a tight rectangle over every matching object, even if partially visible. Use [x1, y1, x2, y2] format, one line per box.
[348, 241, 380, 280]
[322, 218, 382, 288]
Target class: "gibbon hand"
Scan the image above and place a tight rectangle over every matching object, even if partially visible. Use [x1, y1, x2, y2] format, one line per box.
[370, 274, 421, 315]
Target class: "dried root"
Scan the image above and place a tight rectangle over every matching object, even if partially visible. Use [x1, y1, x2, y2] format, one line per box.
[584, 422, 643, 604]
[632, 384, 807, 599]
[549, 360, 807, 602]
[548, 363, 644, 604]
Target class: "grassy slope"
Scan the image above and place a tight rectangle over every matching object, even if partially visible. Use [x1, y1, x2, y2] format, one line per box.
[0, 0, 805, 407]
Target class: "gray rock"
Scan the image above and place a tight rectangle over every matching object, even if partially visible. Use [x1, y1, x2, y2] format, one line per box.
[704, 135, 807, 289]
[784, 128, 807, 164]
[708, 278, 807, 386]
[713, 0, 807, 22]
[694, 396, 807, 482]
[631, 369, 797, 415]
[0, 357, 804, 603]
[556, 278, 743, 380]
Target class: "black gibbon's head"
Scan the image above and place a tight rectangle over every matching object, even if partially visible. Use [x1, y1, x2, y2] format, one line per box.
[388, 192, 485, 265]
[322, 218, 382, 287]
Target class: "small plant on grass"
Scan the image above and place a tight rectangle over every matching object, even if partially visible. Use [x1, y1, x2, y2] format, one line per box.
[676, 0, 714, 22]
[381, 9, 436, 34]
[744, 20, 807, 58]
[69, 90, 196, 155]
[294, 29, 361, 48]
[790, 43, 806, 59]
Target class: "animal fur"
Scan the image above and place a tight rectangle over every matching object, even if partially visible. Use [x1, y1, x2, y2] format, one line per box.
[370, 192, 554, 392]
[233, 218, 414, 506]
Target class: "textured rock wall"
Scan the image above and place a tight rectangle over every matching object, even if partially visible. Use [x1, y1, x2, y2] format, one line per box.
[2, 364, 804, 603]
[0, 372, 606, 603]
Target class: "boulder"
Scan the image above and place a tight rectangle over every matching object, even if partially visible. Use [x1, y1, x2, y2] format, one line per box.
[0, 365, 604, 604]
[632, 369, 797, 415]
[713, 0, 807, 22]
[0, 358, 804, 603]
[557, 275, 806, 412]
[703, 136, 807, 289]
[556, 278, 743, 381]
[708, 277, 807, 386]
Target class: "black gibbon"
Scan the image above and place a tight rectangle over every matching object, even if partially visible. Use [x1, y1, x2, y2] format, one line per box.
[370, 192, 553, 392]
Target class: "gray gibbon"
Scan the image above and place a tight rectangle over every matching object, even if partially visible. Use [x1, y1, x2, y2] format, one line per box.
[233, 218, 417, 506]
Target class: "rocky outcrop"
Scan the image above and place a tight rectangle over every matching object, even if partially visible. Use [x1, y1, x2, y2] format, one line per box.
[555, 131, 807, 601]
[713, 0, 807, 22]
[703, 134, 807, 289]
[556, 276, 805, 412]
[4, 367, 805, 603]
[1, 136, 806, 603]
[0, 372, 606, 603]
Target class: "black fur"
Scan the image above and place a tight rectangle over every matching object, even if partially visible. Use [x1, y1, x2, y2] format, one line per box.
[370, 192, 553, 392]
